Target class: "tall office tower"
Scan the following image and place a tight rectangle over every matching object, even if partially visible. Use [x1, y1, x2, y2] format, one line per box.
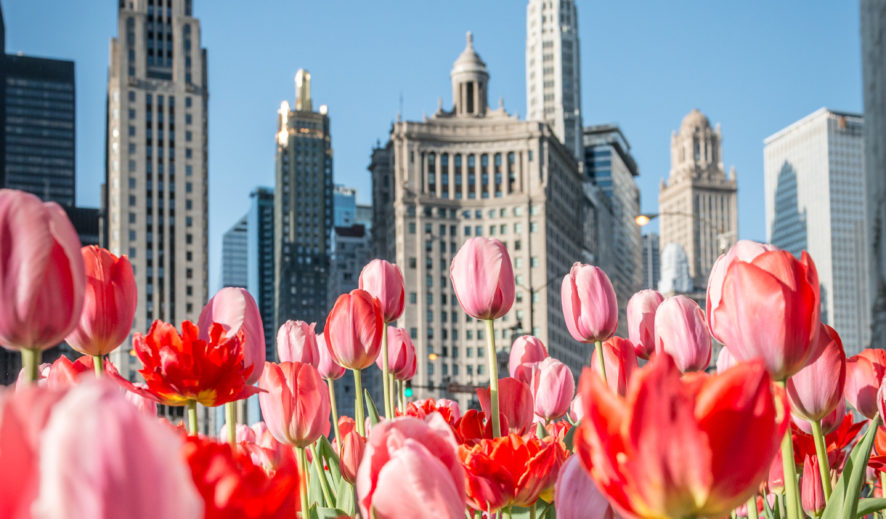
[221, 214, 248, 289]
[583, 124, 641, 336]
[334, 184, 358, 227]
[369, 33, 585, 409]
[764, 108, 870, 354]
[526, 0, 582, 158]
[247, 187, 275, 362]
[658, 109, 738, 290]
[642, 233, 661, 290]
[862, 0, 886, 346]
[274, 69, 333, 333]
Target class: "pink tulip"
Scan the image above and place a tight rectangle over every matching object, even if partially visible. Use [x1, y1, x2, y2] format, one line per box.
[561, 263, 618, 343]
[590, 336, 638, 396]
[508, 335, 548, 385]
[317, 332, 346, 380]
[125, 384, 158, 417]
[450, 237, 515, 320]
[787, 324, 845, 422]
[326, 289, 383, 370]
[626, 289, 664, 359]
[0, 189, 85, 352]
[34, 380, 202, 519]
[356, 415, 465, 519]
[793, 399, 845, 435]
[359, 259, 405, 323]
[716, 347, 736, 374]
[65, 246, 137, 356]
[801, 455, 825, 516]
[706, 240, 776, 342]
[276, 320, 318, 367]
[378, 326, 416, 380]
[710, 250, 820, 380]
[218, 423, 257, 443]
[478, 377, 533, 435]
[768, 448, 785, 492]
[568, 394, 584, 423]
[554, 456, 615, 519]
[846, 348, 886, 419]
[654, 295, 711, 372]
[258, 361, 330, 448]
[198, 287, 266, 384]
[530, 357, 575, 421]
[339, 428, 367, 484]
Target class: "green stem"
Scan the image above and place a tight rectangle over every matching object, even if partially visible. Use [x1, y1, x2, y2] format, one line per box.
[746, 494, 759, 519]
[881, 472, 886, 504]
[399, 379, 406, 410]
[381, 323, 393, 419]
[594, 340, 607, 383]
[310, 443, 334, 507]
[530, 502, 537, 519]
[506, 506, 513, 519]
[809, 418, 832, 501]
[296, 446, 310, 516]
[20, 348, 40, 384]
[353, 369, 365, 436]
[186, 399, 198, 435]
[92, 354, 104, 376]
[389, 373, 396, 412]
[484, 319, 501, 438]
[225, 401, 237, 446]
[327, 379, 341, 453]
[777, 380, 801, 519]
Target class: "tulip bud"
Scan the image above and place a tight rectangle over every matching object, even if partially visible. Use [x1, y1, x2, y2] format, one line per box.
[478, 377, 533, 435]
[530, 357, 575, 421]
[359, 259, 405, 323]
[198, 287, 266, 384]
[276, 320, 319, 367]
[450, 237, 516, 320]
[846, 348, 886, 419]
[258, 361, 331, 448]
[654, 296, 711, 373]
[508, 335, 548, 384]
[590, 336, 638, 396]
[339, 428, 367, 484]
[326, 289, 383, 370]
[792, 399, 845, 435]
[767, 448, 784, 493]
[378, 326, 416, 380]
[787, 324, 845, 422]
[316, 332, 346, 380]
[626, 289, 663, 359]
[561, 263, 618, 343]
[801, 455, 825, 516]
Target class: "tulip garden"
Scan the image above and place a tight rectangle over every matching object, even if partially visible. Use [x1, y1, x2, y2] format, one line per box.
[3, 185, 886, 519]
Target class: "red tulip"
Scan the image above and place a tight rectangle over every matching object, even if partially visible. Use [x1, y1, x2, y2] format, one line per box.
[450, 237, 515, 320]
[258, 361, 330, 448]
[845, 348, 886, 419]
[530, 358, 575, 421]
[198, 287, 266, 384]
[575, 354, 788, 519]
[339, 428, 367, 484]
[626, 289, 664, 359]
[276, 320, 318, 367]
[359, 259, 405, 322]
[706, 240, 777, 342]
[767, 448, 785, 493]
[590, 336, 638, 397]
[35, 380, 202, 519]
[378, 326, 416, 380]
[508, 335, 548, 385]
[0, 189, 85, 352]
[460, 434, 568, 512]
[404, 398, 463, 426]
[134, 320, 260, 407]
[654, 295, 711, 372]
[478, 377, 533, 435]
[326, 289, 383, 370]
[316, 332, 345, 380]
[787, 324, 845, 422]
[64, 246, 136, 356]
[561, 263, 618, 343]
[801, 455, 825, 516]
[356, 416, 466, 519]
[710, 250, 821, 380]
[554, 456, 615, 519]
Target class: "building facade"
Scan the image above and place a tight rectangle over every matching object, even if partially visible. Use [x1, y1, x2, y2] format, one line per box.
[370, 33, 586, 409]
[247, 186, 275, 362]
[642, 232, 660, 290]
[525, 0, 582, 158]
[274, 69, 333, 333]
[658, 109, 738, 290]
[764, 108, 870, 355]
[221, 214, 248, 289]
[333, 184, 357, 227]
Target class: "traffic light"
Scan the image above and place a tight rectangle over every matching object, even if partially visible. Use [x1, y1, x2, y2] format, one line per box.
[404, 380, 414, 398]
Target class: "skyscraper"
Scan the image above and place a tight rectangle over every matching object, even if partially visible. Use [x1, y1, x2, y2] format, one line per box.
[221, 214, 248, 289]
[333, 184, 357, 227]
[764, 108, 870, 354]
[526, 0, 582, 158]
[247, 187, 275, 363]
[642, 232, 661, 290]
[274, 70, 333, 332]
[370, 33, 586, 409]
[104, 0, 209, 388]
[658, 109, 738, 290]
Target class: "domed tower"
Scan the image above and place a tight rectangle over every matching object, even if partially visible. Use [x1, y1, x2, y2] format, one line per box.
[451, 32, 489, 117]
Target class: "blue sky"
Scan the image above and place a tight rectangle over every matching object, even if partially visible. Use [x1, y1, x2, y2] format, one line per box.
[3, 1, 863, 288]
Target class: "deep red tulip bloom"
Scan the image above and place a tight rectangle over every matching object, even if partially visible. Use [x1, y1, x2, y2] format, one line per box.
[561, 263, 618, 343]
[530, 357, 575, 421]
[787, 324, 845, 422]
[706, 240, 776, 342]
[654, 295, 711, 372]
[258, 361, 330, 448]
[590, 336, 638, 397]
[845, 348, 886, 419]
[555, 456, 615, 519]
[339, 428, 367, 484]
[404, 398, 462, 426]
[65, 246, 136, 356]
[450, 237, 515, 320]
[478, 377, 533, 435]
[710, 250, 820, 380]
[378, 326, 416, 380]
[0, 189, 85, 352]
[575, 353, 788, 519]
[134, 320, 260, 407]
[455, 409, 505, 446]
[316, 332, 345, 380]
[626, 289, 663, 360]
[508, 335, 548, 385]
[276, 320, 318, 367]
[198, 287, 266, 384]
[801, 455, 825, 516]
[326, 289, 383, 370]
[459, 433, 568, 512]
[359, 259, 405, 322]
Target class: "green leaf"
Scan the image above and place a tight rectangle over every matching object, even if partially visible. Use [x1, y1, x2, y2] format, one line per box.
[317, 435, 342, 486]
[857, 497, 886, 517]
[821, 415, 881, 519]
[309, 507, 349, 519]
[364, 389, 380, 426]
[308, 464, 326, 509]
[564, 421, 578, 452]
[334, 477, 356, 517]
